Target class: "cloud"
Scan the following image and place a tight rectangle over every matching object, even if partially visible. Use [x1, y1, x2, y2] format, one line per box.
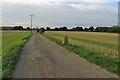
[69, 4, 102, 10]
[68, 2, 118, 12]
[1, 0, 119, 5]
[1, 0, 52, 5]
[1, 1, 118, 28]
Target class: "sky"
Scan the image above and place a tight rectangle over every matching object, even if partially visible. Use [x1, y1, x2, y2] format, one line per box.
[0, 0, 119, 28]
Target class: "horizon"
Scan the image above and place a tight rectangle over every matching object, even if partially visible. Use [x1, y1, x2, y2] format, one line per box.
[0, 25, 118, 29]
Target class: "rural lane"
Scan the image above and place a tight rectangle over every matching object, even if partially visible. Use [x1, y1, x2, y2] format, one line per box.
[12, 32, 118, 78]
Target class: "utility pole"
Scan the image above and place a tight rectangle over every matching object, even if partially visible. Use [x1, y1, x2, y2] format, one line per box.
[30, 15, 34, 32]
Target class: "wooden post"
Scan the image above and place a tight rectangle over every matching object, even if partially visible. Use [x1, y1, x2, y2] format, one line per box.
[64, 36, 69, 44]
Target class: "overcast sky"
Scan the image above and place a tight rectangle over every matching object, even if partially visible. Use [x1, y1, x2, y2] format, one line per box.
[0, 0, 119, 28]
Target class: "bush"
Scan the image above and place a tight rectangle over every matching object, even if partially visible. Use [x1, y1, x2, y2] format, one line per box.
[36, 28, 39, 33]
[40, 28, 45, 34]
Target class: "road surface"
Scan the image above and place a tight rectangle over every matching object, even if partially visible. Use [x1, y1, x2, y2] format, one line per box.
[12, 32, 118, 78]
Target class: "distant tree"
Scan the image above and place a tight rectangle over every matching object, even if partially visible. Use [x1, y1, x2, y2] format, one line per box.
[26, 27, 31, 30]
[79, 27, 84, 31]
[62, 26, 68, 31]
[59, 27, 63, 31]
[36, 28, 39, 33]
[95, 27, 101, 32]
[118, 26, 120, 33]
[109, 26, 120, 33]
[46, 27, 51, 31]
[14, 26, 23, 30]
[54, 27, 59, 31]
[75, 26, 84, 31]
[95, 26, 120, 33]
[84, 28, 89, 31]
[95, 27, 109, 32]
[89, 26, 94, 32]
[71, 27, 76, 31]
[33, 28, 36, 30]
[103, 27, 109, 32]
[40, 27, 45, 34]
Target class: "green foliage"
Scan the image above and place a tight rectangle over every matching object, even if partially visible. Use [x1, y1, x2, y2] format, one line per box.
[70, 27, 84, 31]
[36, 28, 40, 33]
[14, 26, 23, 30]
[40, 28, 45, 34]
[96, 26, 120, 33]
[89, 26, 94, 32]
[46, 27, 51, 31]
[64, 44, 119, 73]
[2, 31, 32, 78]
[45, 25, 119, 33]
[84, 28, 89, 31]
[44, 34, 62, 45]
[26, 27, 31, 30]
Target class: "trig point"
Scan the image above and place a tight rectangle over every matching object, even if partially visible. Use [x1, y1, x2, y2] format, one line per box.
[64, 36, 69, 44]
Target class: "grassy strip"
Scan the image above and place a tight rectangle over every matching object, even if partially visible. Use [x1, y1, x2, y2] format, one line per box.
[44, 34, 119, 74]
[45, 34, 62, 45]
[2, 32, 32, 79]
[52, 34, 117, 50]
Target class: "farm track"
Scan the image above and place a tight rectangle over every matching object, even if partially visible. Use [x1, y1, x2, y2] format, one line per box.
[12, 32, 117, 78]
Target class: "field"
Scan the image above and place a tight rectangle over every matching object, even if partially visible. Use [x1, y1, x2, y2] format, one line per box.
[44, 31, 119, 74]
[1, 30, 119, 78]
[2, 30, 32, 78]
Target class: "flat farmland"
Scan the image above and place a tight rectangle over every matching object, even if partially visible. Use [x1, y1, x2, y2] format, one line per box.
[2, 30, 32, 78]
[44, 31, 119, 74]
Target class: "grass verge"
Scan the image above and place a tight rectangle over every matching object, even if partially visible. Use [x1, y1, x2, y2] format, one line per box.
[44, 34, 119, 74]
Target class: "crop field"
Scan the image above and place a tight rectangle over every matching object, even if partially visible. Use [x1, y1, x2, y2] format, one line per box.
[44, 31, 119, 74]
[2, 30, 32, 78]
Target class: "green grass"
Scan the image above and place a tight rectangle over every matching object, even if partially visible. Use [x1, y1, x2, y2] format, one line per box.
[44, 34, 119, 74]
[2, 31, 32, 78]
[45, 34, 62, 45]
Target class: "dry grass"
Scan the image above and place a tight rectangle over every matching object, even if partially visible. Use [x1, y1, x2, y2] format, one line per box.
[47, 31, 118, 45]
[45, 31, 118, 58]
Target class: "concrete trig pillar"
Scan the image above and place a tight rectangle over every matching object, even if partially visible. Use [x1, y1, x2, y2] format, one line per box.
[64, 36, 69, 44]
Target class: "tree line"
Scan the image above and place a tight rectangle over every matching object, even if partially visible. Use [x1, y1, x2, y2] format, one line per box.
[2, 25, 120, 33]
[13, 26, 32, 30]
[46, 25, 120, 33]
[1, 26, 33, 30]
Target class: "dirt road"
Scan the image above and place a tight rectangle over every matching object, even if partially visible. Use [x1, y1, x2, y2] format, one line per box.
[12, 32, 118, 78]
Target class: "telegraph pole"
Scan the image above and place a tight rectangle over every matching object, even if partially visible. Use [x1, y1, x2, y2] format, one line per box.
[30, 15, 34, 32]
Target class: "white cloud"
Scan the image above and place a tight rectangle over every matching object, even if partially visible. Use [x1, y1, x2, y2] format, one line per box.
[69, 4, 103, 10]
[1, 1, 118, 27]
[1, 0, 119, 5]
[1, 0, 57, 5]
[81, 0, 104, 2]
[64, 0, 119, 2]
